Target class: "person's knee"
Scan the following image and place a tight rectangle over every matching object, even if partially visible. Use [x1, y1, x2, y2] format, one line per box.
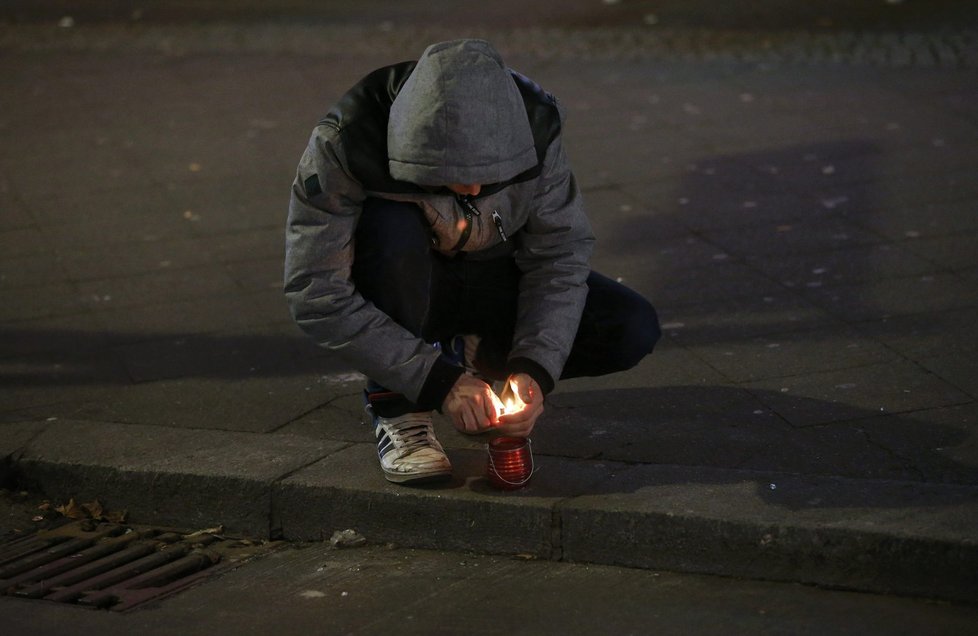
[616, 297, 660, 370]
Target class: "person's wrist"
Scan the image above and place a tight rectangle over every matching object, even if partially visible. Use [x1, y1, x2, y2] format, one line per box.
[420, 357, 465, 412]
[505, 357, 553, 395]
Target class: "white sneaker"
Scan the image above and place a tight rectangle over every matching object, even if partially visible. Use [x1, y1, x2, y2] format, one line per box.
[371, 409, 452, 484]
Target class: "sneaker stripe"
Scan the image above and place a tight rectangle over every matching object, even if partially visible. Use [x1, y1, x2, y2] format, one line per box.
[370, 411, 451, 482]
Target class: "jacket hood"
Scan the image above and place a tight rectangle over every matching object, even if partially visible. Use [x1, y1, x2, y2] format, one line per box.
[387, 39, 538, 187]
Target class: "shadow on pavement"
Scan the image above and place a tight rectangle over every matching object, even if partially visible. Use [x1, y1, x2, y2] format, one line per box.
[547, 385, 974, 479]
[0, 328, 328, 386]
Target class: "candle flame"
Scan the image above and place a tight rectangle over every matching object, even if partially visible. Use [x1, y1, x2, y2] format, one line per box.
[495, 379, 527, 417]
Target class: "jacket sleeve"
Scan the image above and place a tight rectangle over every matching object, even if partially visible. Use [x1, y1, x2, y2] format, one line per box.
[507, 132, 595, 394]
[283, 125, 462, 408]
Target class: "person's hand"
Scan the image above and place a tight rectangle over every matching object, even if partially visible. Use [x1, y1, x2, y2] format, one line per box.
[442, 374, 499, 434]
[497, 373, 544, 437]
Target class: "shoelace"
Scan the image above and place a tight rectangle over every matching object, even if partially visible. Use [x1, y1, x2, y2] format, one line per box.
[383, 413, 439, 457]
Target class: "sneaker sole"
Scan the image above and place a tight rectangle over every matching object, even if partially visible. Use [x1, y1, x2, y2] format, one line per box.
[383, 468, 453, 485]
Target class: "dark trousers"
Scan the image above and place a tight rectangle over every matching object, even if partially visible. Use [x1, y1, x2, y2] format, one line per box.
[352, 198, 660, 415]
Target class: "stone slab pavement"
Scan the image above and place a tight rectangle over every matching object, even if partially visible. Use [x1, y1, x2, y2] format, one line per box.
[1, 9, 977, 606]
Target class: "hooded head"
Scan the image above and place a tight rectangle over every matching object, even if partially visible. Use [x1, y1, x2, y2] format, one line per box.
[387, 39, 537, 187]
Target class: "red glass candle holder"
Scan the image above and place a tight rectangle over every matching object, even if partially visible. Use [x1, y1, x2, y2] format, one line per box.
[486, 436, 534, 490]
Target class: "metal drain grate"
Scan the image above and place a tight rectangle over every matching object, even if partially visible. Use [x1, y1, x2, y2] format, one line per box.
[0, 520, 277, 611]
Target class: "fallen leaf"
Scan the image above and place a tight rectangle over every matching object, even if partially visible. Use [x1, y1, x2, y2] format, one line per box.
[184, 525, 225, 539]
[82, 500, 104, 519]
[55, 498, 87, 519]
[105, 509, 129, 524]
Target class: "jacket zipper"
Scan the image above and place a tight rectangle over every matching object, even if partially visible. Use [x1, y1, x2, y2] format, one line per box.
[490, 210, 507, 242]
[450, 196, 475, 252]
[457, 195, 508, 245]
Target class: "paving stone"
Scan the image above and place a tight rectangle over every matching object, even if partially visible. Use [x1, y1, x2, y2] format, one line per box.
[802, 272, 978, 322]
[0, 227, 45, 259]
[659, 293, 844, 346]
[757, 152, 881, 190]
[683, 158, 802, 194]
[272, 391, 369, 442]
[0, 282, 97, 322]
[73, 266, 240, 311]
[567, 133, 705, 189]
[701, 218, 884, 258]
[548, 382, 768, 423]
[603, 233, 727, 273]
[736, 136, 881, 168]
[0, 196, 34, 230]
[846, 145, 978, 181]
[855, 307, 978, 359]
[92, 289, 291, 344]
[0, 314, 113, 358]
[851, 199, 978, 240]
[0, 420, 48, 457]
[116, 334, 271, 383]
[160, 175, 292, 236]
[854, 404, 978, 486]
[17, 420, 346, 536]
[841, 171, 978, 213]
[583, 142, 708, 189]
[542, 381, 970, 485]
[902, 232, 978, 272]
[223, 257, 286, 294]
[40, 208, 198, 250]
[744, 361, 973, 427]
[56, 236, 217, 281]
[688, 326, 900, 383]
[77, 373, 341, 433]
[2, 143, 149, 207]
[0, 253, 67, 289]
[127, 134, 302, 193]
[208, 227, 286, 264]
[558, 341, 728, 393]
[642, 261, 785, 308]
[113, 322, 323, 383]
[541, 385, 783, 468]
[698, 114, 890, 155]
[721, 417, 942, 482]
[918, 353, 978, 400]
[582, 187, 691, 242]
[0, 351, 129, 413]
[745, 242, 940, 289]
[677, 192, 831, 232]
[959, 266, 978, 289]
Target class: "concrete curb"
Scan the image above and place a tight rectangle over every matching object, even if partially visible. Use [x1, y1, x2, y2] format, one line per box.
[5, 419, 976, 604]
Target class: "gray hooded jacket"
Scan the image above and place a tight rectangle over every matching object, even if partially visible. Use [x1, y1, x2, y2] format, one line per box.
[284, 39, 594, 409]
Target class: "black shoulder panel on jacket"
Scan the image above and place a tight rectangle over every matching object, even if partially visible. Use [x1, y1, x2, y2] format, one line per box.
[320, 62, 561, 195]
[320, 61, 421, 195]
